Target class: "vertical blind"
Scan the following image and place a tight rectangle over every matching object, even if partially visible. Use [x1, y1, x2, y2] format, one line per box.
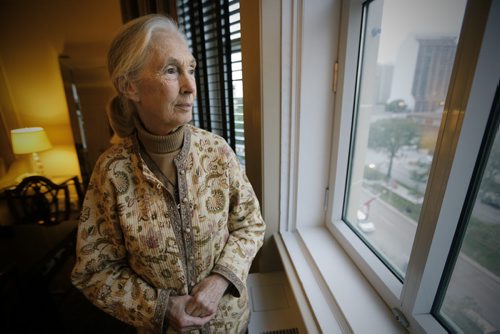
[176, 0, 246, 164]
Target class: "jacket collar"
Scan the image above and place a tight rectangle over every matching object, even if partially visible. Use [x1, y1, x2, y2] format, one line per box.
[128, 124, 192, 183]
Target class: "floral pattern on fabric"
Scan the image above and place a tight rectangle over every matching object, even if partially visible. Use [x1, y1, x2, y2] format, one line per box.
[71, 125, 265, 333]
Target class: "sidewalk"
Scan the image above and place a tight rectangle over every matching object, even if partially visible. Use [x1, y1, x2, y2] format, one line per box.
[381, 181, 423, 205]
[363, 179, 424, 205]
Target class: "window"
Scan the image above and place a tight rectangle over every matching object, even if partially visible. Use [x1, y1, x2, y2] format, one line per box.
[261, 0, 499, 332]
[176, 0, 246, 164]
[327, 0, 500, 332]
[343, 0, 466, 279]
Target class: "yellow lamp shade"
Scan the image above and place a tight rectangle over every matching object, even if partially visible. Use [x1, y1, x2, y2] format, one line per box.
[11, 127, 52, 154]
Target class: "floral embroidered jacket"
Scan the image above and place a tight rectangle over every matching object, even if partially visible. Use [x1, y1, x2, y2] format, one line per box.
[71, 125, 265, 333]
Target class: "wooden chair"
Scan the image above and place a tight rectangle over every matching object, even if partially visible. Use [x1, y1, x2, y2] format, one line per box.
[0, 176, 84, 331]
[5, 175, 72, 225]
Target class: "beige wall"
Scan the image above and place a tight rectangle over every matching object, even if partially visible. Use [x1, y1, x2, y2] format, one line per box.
[0, 0, 122, 181]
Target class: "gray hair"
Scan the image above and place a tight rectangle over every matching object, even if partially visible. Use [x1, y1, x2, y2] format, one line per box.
[107, 14, 189, 137]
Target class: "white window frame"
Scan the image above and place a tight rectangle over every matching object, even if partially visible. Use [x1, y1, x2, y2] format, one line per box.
[327, 0, 500, 331]
[263, 0, 500, 332]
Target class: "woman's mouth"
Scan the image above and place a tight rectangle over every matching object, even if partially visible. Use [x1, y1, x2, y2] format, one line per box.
[175, 103, 193, 111]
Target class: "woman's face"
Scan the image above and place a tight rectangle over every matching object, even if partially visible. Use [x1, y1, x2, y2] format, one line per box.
[128, 31, 197, 135]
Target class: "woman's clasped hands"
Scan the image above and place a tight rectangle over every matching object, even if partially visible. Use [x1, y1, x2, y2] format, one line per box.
[166, 274, 230, 332]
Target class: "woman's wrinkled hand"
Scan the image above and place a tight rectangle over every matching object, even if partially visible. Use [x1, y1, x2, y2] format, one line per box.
[166, 295, 213, 332]
[185, 274, 230, 318]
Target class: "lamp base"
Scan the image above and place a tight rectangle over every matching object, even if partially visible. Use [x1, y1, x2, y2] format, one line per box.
[31, 152, 45, 175]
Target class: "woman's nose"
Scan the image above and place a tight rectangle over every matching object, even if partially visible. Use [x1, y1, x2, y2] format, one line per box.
[180, 73, 196, 94]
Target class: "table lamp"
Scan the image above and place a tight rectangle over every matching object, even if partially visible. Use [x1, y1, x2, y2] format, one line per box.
[11, 127, 52, 175]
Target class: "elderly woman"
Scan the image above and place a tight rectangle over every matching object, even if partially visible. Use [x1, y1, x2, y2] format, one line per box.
[71, 14, 265, 334]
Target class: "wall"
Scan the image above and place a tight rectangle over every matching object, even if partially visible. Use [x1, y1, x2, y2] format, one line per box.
[0, 0, 122, 183]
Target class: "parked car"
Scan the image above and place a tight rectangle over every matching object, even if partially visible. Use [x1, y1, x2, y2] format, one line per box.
[357, 209, 368, 221]
[358, 221, 376, 233]
[356, 208, 375, 233]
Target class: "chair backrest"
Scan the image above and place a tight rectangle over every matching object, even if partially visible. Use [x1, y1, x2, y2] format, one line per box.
[5, 176, 71, 225]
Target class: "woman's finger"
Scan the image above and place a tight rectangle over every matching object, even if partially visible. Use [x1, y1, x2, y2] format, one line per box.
[189, 305, 210, 317]
[185, 301, 196, 315]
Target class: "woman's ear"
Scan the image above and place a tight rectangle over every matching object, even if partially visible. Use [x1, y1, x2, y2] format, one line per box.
[122, 80, 140, 102]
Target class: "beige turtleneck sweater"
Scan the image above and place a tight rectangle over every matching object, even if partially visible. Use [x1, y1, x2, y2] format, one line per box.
[135, 117, 185, 195]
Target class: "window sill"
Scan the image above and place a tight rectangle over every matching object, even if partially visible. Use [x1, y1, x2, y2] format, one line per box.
[275, 226, 404, 333]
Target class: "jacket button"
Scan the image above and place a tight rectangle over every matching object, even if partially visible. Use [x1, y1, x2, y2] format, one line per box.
[185, 228, 191, 233]
[182, 197, 188, 203]
[179, 170, 185, 175]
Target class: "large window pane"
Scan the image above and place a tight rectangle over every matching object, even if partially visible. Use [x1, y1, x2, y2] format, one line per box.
[435, 91, 500, 333]
[344, 0, 466, 278]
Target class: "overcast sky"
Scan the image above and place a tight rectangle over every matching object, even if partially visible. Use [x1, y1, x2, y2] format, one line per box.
[378, 0, 467, 64]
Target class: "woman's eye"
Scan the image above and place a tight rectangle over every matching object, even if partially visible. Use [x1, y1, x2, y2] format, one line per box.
[166, 67, 178, 75]
[163, 66, 179, 80]
[162, 65, 195, 79]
